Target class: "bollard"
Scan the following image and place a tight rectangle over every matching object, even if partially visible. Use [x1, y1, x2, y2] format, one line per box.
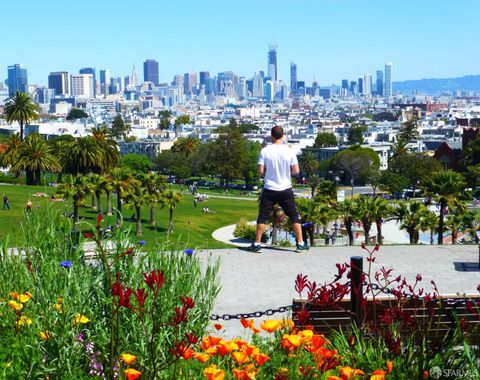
[350, 256, 364, 327]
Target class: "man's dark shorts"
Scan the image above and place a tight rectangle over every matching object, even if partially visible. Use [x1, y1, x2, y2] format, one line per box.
[257, 188, 301, 224]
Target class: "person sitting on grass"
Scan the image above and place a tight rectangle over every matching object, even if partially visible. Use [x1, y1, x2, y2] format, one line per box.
[202, 207, 215, 214]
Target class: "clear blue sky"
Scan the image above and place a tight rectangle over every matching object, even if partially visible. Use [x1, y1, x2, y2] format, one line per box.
[2, 0, 479, 86]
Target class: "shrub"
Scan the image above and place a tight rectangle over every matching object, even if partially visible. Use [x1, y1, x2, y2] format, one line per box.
[233, 218, 267, 242]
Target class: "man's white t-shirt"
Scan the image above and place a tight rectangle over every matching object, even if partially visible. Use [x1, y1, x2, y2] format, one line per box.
[258, 143, 298, 191]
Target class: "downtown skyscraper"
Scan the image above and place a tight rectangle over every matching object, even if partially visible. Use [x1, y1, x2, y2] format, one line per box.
[268, 45, 278, 81]
[385, 62, 392, 100]
[290, 62, 297, 94]
[48, 71, 70, 96]
[7, 64, 28, 97]
[143, 59, 159, 85]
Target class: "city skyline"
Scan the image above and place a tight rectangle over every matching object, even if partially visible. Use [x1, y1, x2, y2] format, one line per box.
[1, 0, 479, 85]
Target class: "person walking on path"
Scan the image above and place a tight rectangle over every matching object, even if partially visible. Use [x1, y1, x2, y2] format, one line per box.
[249, 126, 309, 252]
[3, 194, 10, 210]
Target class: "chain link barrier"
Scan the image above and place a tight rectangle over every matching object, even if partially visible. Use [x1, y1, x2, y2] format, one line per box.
[210, 305, 292, 321]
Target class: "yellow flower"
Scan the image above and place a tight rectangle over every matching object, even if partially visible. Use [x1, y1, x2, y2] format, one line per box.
[120, 353, 138, 365]
[39, 330, 52, 341]
[73, 314, 90, 325]
[260, 319, 283, 333]
[124, 368, 141, 380]
[8, 300, 23, 311]
[203, 364, 224, 380]
[19, 292, 32, 303]
[17, 315, 32, 326]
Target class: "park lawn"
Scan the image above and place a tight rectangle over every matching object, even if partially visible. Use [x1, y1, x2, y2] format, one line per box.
[0, 183, 257, 248]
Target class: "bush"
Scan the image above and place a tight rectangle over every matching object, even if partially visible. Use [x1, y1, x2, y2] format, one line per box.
[0, 172, 24, 184]
[233, 219, 267, 242]
[277, 239, 293, 247]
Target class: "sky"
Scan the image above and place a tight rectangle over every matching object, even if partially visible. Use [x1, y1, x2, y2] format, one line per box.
[2, 0, 480, 86]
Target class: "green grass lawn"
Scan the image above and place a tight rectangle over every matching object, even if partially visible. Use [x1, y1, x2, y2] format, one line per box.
[0, 183, 258, 249]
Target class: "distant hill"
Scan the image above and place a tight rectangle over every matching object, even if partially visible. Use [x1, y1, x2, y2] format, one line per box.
[393, 75, 480, 95]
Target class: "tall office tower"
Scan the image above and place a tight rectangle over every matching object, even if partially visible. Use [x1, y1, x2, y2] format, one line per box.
[376, 70, 384, 97]
[79, 68, 96, 96]
[48, 71, 70, 96]
[384, 62, 392, 100]
[143, 59, 159, 85]
[252, 72, 264, 97]
[99, 69, 110, 95]
[235, 77, 247, 98]
[341, 79, 349, 97]
[172, 74, 183, 87]
[205, 77, 216, 95]
[350, 81, 357, 95]
[363, 74, 372, 96]
[35, 87, 55, 104]
[312, 80, 319, 96]
[199, 71, 210, 86]
[358, 77, 364, 94]
[7, 64, 28, 97]
[71, 74, 94, 98]
[268, 45, 278, 81]
[265, 81, 273, 102]
[131, 63, 138, 87]
[183, 72, 197, 95]
[116, 77, 122, 92]
[290, 62, 297, 95]
[124, 75, 130, 89]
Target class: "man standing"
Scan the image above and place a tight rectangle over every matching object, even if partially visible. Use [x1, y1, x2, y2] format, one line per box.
[3, 194, 10, 210]
[249, 126, 309, 252]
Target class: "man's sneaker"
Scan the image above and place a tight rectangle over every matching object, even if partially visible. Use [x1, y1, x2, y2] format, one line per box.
[296, 242, 310, 252]
[248, 243, 262, 252]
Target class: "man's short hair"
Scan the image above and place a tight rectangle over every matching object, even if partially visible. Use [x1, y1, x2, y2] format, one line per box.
[271, 126, 284, 140]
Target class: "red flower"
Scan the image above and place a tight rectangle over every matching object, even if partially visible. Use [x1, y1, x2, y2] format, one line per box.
[296, 308, 310, 326]
[295, 274, 309, 295]
[26, 260, 33, 272]
[134, 288, 148, 315]
[170, 342, 194, 359]
[83, 231, 94, 239]
[173, 306, 188, 325]
[180, 296, 195, 309]
[143, 269, 165, 292]
[186, 332, 198, 345]
[97, 214, 103, 228]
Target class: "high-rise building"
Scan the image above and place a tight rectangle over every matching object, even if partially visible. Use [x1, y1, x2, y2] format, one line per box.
[363, 74, 372, 96]
[71, 74, 94, 98]
[172, 74, 182, 87]
[268, 45, 278, 81]
[7, 64, 28, 97]
[385, 62, 392, 100]
[358, 77, 364, 94]
[131, 63, 138, 87]
[48, 71, 70, 96]
[252, 72, 264, 98]
[350, 81, 357, 95]
[290, 62, 297, 95]
[183, 72, 197, 95]
[143, 59, 159, 85]
[265, 81, 274, 102]
[376, 70, 384, 97]
[79, 68, 96, 96]
[199, 71, 210, 86]
[124, 75, 130, 89]
[99, 69, 110, 95]
[36, 87, 55, 104]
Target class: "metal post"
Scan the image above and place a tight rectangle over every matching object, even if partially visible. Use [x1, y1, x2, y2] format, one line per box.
[350, 256, 364, 327]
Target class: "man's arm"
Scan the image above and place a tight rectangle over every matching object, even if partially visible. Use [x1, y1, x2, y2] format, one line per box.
[291, 164, 300, 176]
[258, 164, 265, 176]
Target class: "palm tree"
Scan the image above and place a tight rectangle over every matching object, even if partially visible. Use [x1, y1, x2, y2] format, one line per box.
[87, 174, 105, 215]
[445, 203, 473, 244]
[4, 92, 40, 141]
[369, 197, 392, 245]
[67, 137, 103, 175]
[11, 134, 60, 185]
[0, 133, 22, 169]
[171, 137, 200, 158]
[337, 198, 358, 245]
[299, 151, 319, 178]
[355, 196, 375, 244]
[110, 168, 132, 226]
[159, 189, 183, 236]
[422, 170, 466, 244]
[394, 201, 431, 244]
[141, 172, 166, 225]
[101, 173, 115, 216]
[56, 174, 91, 224]
[90, 126, 120, 173]
[124, 179, 149, 237]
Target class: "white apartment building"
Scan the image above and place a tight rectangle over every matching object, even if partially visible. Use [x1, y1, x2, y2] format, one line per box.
[70, 74, 94, 98]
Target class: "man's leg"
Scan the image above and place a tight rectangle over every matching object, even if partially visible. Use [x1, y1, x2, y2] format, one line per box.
[278, 189, 308, 250]
[255, 223, 266, 244]
[251, 190, 274, 248]
[292, 222, 303, 244]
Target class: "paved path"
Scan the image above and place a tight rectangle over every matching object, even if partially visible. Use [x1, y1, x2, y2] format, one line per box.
[199, 245, 479, 338]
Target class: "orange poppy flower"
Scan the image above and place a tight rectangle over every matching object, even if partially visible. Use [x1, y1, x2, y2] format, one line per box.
[423, 370, 429, 379]
[203, 364, 224, 380]
[213, 323, 223, 331]
[232, 367, 257, 380]
[253, 352, 270, 366]
[216, 340, 239, 357]
[370, 369, 387, 380]
[181, 348, 195, 360]
[120, 353, 138, 365]
[124, 368, 141, 380]
[240, 318, 255, 329]
[194, 352, 210, 363]
[281, 334, 302, 351]
[231, 351, 249, 365]
[260, 319, 282, 333]
[201, 336, 223, 350]
[387, 361, 393, 373]
[327, 377, 343, 380]
[340, 367, 364, 379]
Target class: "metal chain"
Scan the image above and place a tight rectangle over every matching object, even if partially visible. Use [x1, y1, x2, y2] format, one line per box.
[210, 305, 292, 321]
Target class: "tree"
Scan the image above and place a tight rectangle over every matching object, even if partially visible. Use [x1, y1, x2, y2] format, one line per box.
[159, 189, 183, 235]
[398, 119, 419, 143]
[4, 92, 40, 141]
[0, 133, 22, 169]
[111, 114, 130, 139]
[65, 137, 102, 175]
[101, 173, 115, 216]
[394, 201, 432, 244]
[171, 137, 200, 158]
[174, 115, 191, 135]
[355, 196, 375, 244]
[347, 124, 367, 145]
[56, 174, 91, 224]
[158, 110, 171, 130]
[189, 142, 217, 179]
[242, 141, 262, 187]
[378, 170, 409, 198]
[299, 151, 319, 178]
[110, 167, 132, 226]
[141, 172, 166, 225]
[332, 146, 380, 193]
[87, 174, 105, 215]
[337, 199, 358, 246]
[465, 138, 480, 166]
[422, 170, 467, 244]
[124, 179, 149, 237]
[90, 126, 120, 174]
[295, 198, 322, 246]
[389, 153, 442, 196]
[239, 123, 259, 134]
[369, 196, 392, 245]
[121, 154, 152, 173]
[445, 203, 473, 244]
[314, 132, 337, 148]
[66, 108, 88, 121]
[11, 134, 60, 185]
